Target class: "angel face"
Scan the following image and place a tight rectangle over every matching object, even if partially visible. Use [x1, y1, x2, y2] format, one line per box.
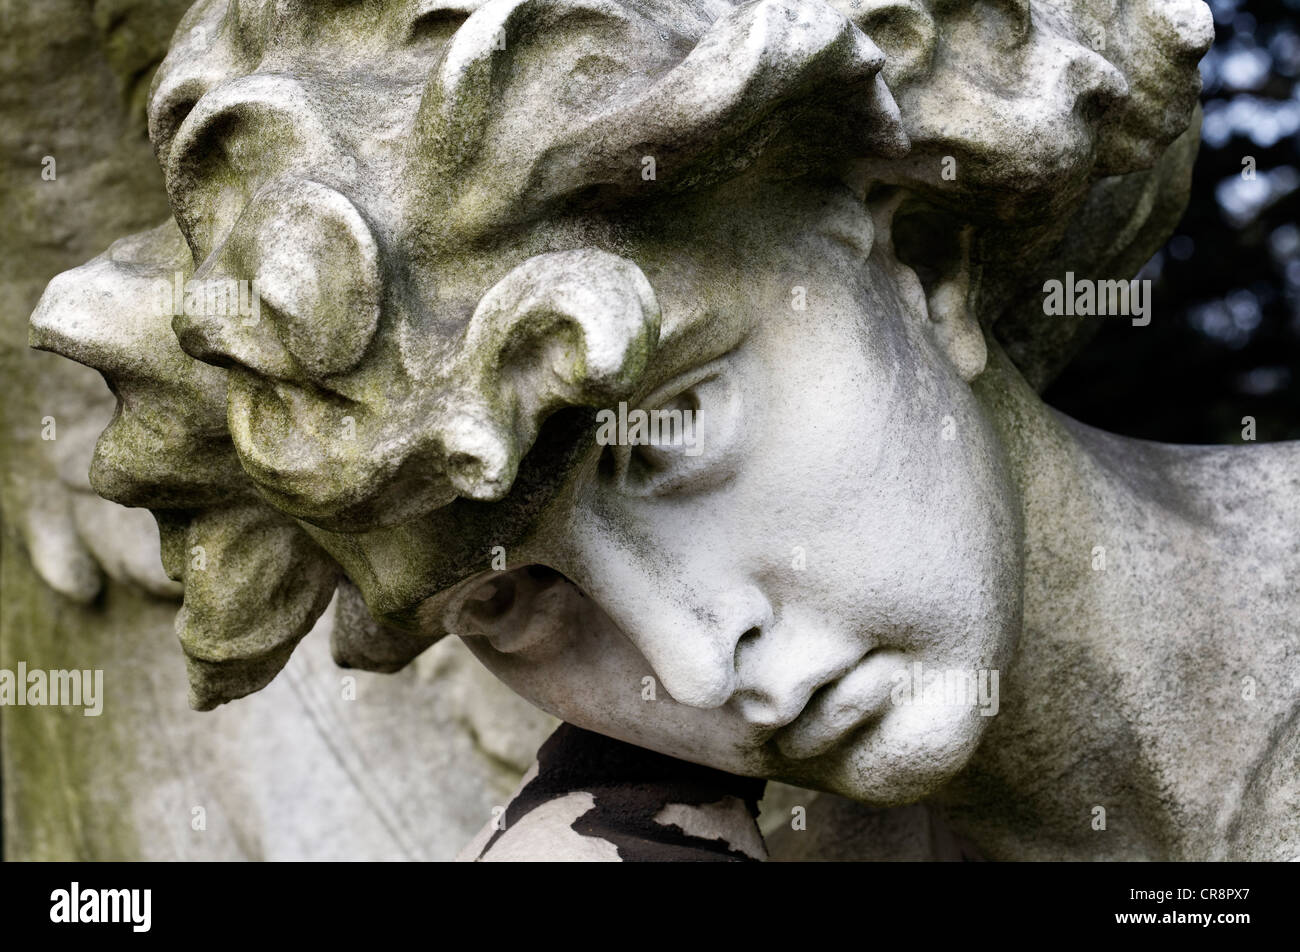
[440, 204, 1024, 805]
[30, 0, 1208, 784]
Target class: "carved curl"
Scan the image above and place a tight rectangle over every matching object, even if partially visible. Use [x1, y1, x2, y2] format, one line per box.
[31, 0, 1213, 707]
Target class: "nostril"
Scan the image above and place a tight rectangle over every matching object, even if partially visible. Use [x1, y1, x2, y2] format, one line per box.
[445, 451, 486, 483]
[442, 417, 517, 501]
[734, 625, 761, 661]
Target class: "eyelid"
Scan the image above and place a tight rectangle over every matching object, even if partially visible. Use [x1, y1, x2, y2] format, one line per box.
[635, 355, 730, 411]
[607, 355, 744, 498]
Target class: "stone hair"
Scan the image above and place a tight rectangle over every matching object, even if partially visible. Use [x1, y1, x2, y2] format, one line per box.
[30, 0, 1213, 708]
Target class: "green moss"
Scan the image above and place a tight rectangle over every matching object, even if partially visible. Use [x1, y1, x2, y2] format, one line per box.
[1, 527, 176, 860]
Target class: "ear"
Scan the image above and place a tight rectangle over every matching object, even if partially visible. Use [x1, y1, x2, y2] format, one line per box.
[922, 224, 987, 383]
[876, 194, 988, 382]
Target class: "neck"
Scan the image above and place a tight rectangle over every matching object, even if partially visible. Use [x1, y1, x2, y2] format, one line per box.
[935, 343, 1300, 860]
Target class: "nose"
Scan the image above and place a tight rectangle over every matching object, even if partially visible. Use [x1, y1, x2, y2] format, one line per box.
[557, 526, 771, 709]
[728, 603, 865, 730]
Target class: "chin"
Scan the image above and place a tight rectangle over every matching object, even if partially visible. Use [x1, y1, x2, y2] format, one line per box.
[796, 706, 995, 807]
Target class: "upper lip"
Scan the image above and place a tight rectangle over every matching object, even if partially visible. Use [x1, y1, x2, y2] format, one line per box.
[771, 649, 893, 761]
[731, 650, 871, 735]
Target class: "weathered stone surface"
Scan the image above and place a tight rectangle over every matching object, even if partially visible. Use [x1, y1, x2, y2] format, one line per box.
[1, 541, 555, 859]
[2, 0, 552, 861]
[22, 0, 1299, 861]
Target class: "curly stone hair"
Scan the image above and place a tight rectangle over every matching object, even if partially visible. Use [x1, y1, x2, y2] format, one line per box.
[30, 0, 1212, 708]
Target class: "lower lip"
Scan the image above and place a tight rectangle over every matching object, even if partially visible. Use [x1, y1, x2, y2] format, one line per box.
[772, 652, 896, 761]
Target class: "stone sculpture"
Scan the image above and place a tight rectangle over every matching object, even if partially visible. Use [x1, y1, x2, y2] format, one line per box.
[0, 0, 552, 861]
[27, 0, 1299, 859]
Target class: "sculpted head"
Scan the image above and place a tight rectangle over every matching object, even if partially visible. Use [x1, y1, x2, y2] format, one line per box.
[30, 0, 1213, 804]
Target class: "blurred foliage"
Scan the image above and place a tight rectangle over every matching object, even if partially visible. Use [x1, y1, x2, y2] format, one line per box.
[1046, 0, 1300, 443]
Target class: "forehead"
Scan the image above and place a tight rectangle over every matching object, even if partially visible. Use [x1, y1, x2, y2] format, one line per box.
[418, 173, 874, 370]
[616, 179, 881, 379]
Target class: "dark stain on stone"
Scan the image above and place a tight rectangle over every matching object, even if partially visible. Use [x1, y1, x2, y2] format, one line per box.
[478, 723, 767, 862]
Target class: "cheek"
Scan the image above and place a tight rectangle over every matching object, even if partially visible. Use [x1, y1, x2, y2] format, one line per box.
[460, 626, 647, 746]
[458, 607, 764, 768]
[877, 404, 1021, 666]
[457, 590, 644, 722]
[857, 377, 1020, 652]
[733, 327, 1019, 659]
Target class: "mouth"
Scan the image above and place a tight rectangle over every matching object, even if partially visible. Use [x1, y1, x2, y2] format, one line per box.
[769, 649, 895, 761]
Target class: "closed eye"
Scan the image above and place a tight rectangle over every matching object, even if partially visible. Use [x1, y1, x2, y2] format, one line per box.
[598, 358, 744, 498]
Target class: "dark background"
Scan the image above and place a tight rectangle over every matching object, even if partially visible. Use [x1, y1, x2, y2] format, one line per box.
[1046, 0, 1300, 443]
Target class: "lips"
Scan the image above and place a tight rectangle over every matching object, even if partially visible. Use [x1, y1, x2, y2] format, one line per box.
[772, 650, 895, 760]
